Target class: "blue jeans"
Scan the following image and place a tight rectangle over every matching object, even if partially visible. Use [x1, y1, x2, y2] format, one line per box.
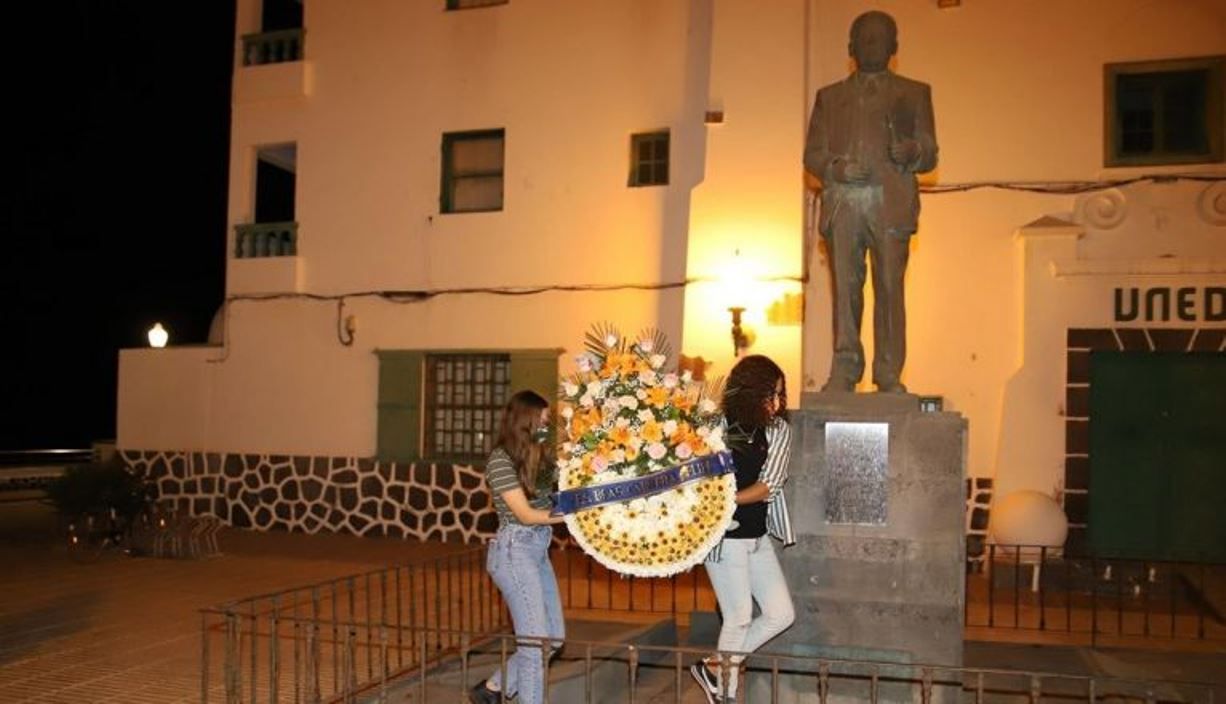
[486, 524, 565, 704]
[703, 537, 795, 696]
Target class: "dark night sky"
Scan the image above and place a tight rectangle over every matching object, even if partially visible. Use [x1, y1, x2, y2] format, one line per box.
[2, 1, 235, 449]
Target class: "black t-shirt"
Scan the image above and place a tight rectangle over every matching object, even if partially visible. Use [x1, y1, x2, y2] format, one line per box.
[725, 426, 768, 539]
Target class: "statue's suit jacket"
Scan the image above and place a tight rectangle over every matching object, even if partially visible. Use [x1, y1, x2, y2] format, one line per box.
[804, 71, 938, 239]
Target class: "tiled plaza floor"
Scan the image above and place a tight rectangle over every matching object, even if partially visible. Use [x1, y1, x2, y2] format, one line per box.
[0, 501, 462, 703]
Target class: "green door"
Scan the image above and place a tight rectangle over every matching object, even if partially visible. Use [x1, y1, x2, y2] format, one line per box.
[1088, 351, 1226, 562]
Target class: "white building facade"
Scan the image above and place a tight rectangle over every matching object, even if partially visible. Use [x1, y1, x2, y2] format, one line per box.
[117, 0, 1226, 556]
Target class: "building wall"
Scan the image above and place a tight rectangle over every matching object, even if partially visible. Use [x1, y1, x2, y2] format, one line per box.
[118, 1, 1226, 526]
[801, 0, 1226, 499]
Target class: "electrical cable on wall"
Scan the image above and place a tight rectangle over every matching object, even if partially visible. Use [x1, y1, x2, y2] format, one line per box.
[207, 172, 1222, 359]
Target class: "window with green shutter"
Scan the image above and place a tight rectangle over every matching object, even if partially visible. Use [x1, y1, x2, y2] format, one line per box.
[375, 349, 560, 462]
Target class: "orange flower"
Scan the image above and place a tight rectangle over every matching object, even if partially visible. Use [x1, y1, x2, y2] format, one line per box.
[570, 416, 589, 439]
[646, 387, 670, 407]
[673, 393, 694, 412]
[669, 422, 692, 445]
[641, 420, 664, 443]
[608, 425, 632, 447]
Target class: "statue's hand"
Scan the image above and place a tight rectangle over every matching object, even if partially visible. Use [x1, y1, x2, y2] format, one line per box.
[834, 159, 870, 184]
[889, 139, 920, 166]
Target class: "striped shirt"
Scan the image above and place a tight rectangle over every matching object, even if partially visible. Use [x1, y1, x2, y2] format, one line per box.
[705, 417, 795, 562]
[485, 448, 551, 527]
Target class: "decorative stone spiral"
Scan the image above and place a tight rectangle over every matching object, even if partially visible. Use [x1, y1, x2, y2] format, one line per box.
[1076, 188, 1128, 230]
[1196, 181, 1226, 226]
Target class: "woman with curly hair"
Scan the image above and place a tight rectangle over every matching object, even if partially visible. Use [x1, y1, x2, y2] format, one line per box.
[691, 355, 795, 703]
[470, 390, 566, 704]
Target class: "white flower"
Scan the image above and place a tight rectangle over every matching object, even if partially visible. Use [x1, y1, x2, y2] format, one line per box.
[662, 419, 678, 437]
[681, 370, 693, 383]
[561, 406, 574, 419]
[649, 354, 666, 369]
[635, 389, 647, 400]
[675, 442, 693, 460]
[629, 436, 644, 450]
[618, 395, 639, 410]
[637, 370, 657, 385]
[605, 333, 619, 348]
[647, 443, 667, 460]
[611, 448, 626, 464]
[579, 393, 594, 408]
[637, 409, 655, 423]
[707, 426, 726, 452]
[587, 380, 604, 398]
[563, 381, 580, 397]
[638, 338, 654, 353]
[662, 373, 679, 389]
[576, 355, 592, 373]
[698, 398, 717, 413]
[615, 417, 631, 428]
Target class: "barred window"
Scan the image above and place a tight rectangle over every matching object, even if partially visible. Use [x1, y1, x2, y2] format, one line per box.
[425, 353, 511, 460]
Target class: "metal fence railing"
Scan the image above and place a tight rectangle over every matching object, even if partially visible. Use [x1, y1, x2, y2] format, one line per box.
[967, 544, 1226, 645]
[199, 544, 504, 704]
[552, 541, 717, 618]
[207, 621, 1223, 704]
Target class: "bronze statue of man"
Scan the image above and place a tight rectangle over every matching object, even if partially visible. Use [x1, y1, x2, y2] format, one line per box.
[804, 11, 937, 393]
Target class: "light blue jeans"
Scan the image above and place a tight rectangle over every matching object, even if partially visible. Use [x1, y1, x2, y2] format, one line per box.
[486, 523, 565, 704]
[703, 537, 795, 696]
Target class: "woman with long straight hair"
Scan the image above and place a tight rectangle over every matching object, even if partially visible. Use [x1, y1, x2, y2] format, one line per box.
[470, 390, 566, 704]
[691, 355, 796, 703]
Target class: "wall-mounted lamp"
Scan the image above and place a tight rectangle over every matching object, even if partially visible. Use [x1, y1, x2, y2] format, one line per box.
[147, 323, 169, 348]
[728, 306, 749, 357]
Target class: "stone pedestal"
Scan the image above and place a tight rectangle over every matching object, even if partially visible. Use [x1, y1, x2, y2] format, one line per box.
[746, 392, 967, 703]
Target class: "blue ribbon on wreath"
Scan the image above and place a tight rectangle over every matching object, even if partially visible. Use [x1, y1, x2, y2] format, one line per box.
[551, 451, 734, 515]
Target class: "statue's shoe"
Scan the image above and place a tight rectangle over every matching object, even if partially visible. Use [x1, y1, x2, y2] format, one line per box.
[876, 382, 907, 393]
[821, 377, 856, 392]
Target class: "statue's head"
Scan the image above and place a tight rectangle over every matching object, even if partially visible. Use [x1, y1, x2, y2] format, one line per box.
[848, 11, 897, 73]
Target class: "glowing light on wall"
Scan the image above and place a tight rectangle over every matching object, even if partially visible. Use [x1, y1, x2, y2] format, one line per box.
[147, 323, 169, 348]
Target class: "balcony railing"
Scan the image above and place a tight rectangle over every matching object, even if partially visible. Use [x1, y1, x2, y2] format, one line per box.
[241, 28, 304, 66]
[234, 222, 297, 259]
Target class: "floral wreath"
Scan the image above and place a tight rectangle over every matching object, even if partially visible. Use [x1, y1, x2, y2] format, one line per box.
[556, 325, 736, 578]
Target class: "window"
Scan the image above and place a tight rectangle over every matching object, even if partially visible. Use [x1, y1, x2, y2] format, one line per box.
[425, 353, 510, 459]
[375, 349, 559, 462]
[629, 131, 670, 186]
[447, 0, 507, 9]
[1104, 56, 1224, 167]
[441, 130, 505, 213]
